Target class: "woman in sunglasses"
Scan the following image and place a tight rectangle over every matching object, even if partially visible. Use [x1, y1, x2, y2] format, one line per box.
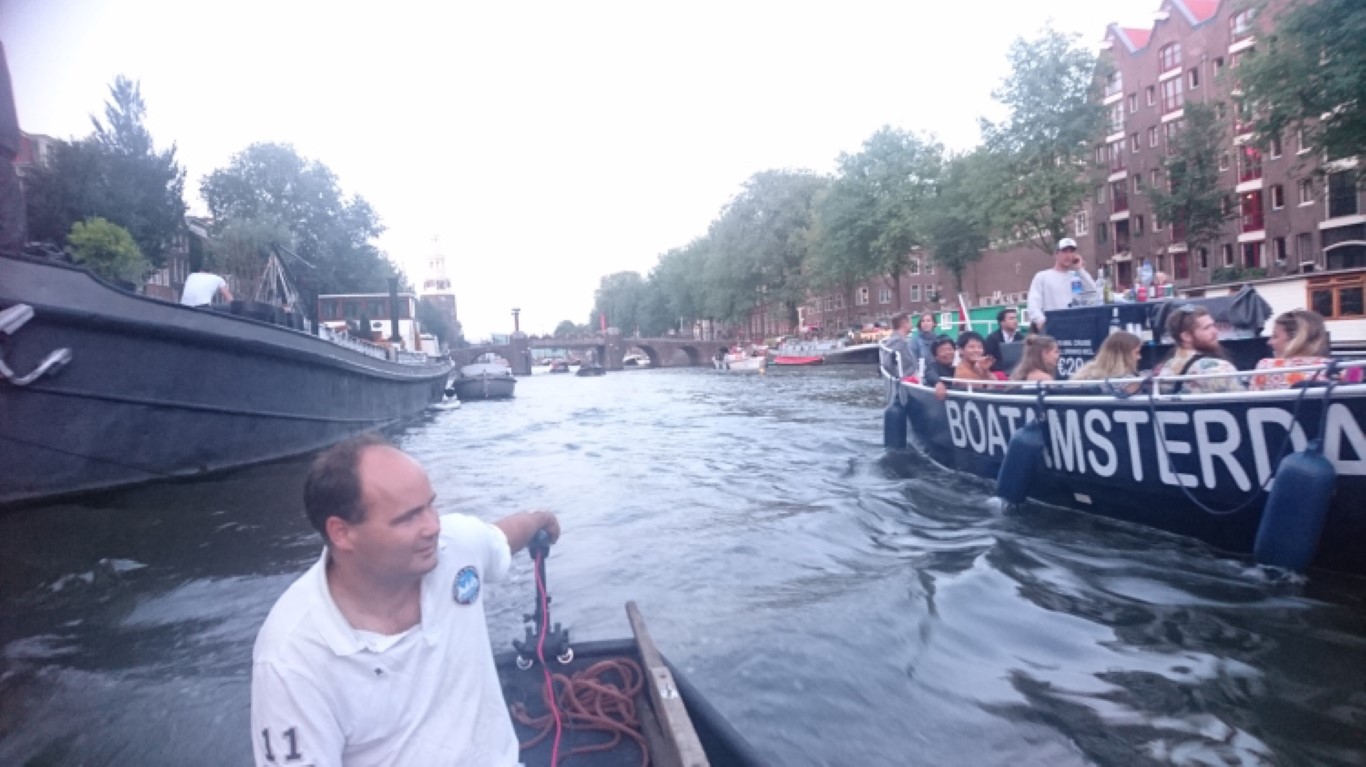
[1249, 310, 1361, 389]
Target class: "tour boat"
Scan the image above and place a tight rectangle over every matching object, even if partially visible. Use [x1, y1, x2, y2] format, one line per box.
[0, 251, 453, 506]
[714, 352, 767, 372]
[885, 364, 1366, 575]
[447, 353, 517, 399]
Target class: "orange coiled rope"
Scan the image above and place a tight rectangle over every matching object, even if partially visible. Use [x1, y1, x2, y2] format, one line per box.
[511, 658, 650, 767]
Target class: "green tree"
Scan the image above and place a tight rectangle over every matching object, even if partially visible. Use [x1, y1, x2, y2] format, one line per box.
[1239, 0, 1366, 165]
[24, 77, 187, 265]
[925, 149, 994, 292]
[416, 298, 458, 347]
[981, 27, 1106, 254]
[708, 170, 829, 326]
[1146, 102, 1231, 257]
[593, 271, 649, 333]
[552, 320, 581, 338]
[809, 128, 943, 308]
[202, 143, 400, 313]
[67, 217, 149, 284]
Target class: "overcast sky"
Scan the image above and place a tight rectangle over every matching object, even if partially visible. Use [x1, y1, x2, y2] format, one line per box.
[3, 0, 1161, 338]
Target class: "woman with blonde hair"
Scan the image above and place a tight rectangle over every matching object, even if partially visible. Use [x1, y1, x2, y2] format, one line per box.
[1071, 331, 1143, 393]
[1250, 309, 1360, 389]
[1009, 335, 1060, 382]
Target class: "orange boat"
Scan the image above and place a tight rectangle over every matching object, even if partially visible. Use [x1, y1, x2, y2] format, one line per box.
[772, 355, 824, 366]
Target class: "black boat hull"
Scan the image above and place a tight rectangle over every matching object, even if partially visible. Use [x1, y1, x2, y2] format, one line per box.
[900, 382, 1366, 575]
[0, 253, 452, 505]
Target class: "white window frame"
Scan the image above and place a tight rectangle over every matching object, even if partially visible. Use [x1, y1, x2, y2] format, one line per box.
[877, 287, 892, 305]
[909, 284, 921, 302]
[857, 286, 870, 306]
[1075, 211, 1089, 236]
[1271, 184, 1285, 209]
[1298, 179, 1313, 205]
[908, 257, 920, 275]
[1148, 127, 1158, 147]
[1221, 244, 1235, 267]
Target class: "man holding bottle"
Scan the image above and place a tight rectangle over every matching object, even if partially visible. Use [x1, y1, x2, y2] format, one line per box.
[1026, 238, 1098, 332]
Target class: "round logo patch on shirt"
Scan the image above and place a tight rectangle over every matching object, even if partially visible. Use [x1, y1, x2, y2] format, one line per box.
[453, 566, 480, 605]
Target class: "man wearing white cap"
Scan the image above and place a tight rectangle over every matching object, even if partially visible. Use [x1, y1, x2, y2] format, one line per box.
[1025, 237, 1098, 332]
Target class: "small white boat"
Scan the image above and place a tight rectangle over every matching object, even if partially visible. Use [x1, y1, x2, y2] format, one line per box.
[713, 347, 768, 372]
[446, 353, 517, 400]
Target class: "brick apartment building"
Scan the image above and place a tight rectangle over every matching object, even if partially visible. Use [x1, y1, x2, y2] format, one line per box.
[1081, 0, 1364, 289]
[764, 0, 1364, 340]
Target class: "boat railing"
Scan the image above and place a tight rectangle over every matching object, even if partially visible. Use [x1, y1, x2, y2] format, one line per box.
[318, 326, 438, 366]
[393, 349, 430, 365]
[889, 358, 1366, 393]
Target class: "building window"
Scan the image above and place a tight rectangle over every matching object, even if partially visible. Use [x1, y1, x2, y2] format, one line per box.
[1296, 128, 1310, 154]
[1098, 221, 1110, 243]
[1271, 184, 1285, 209]
[925, 261, 934, 275]
[1230, 9, 1256, 42]
[1173, 251, 1190, 280]
[1273, 237, 1287, 263]
[1242, 190, 1265, 233]
[1308, 273, 1365, 319]
[1222, 244, 1235, 267]
[1109, 139, 1126, 171]
[1134, 215, 1145, 236]
[1299, 179, 1314, 205]
[1297, 233, 1314, 264]
[1075, 211, 1089, 236]
[1096, 185, 1106, 204]
[1242, 242, 1263, 269]
[857, 286, 869, 305]
[1150, 169, 1160, 188]
[1164, 120, 1183, 154]
[1328, 171, 1359, 219]
[1104, 70, 1123, 98]
[909, 284, 921, 302]
[1198, 247, 1209, 271]
[1148, 127, 1158, 147]
[1146, 86, 1156, 106]
[908, 257, 921, 275]
[825, 297, 833, 312]
[1130, 133, 1140, 153]
[1188, 67, 1200, 89]
[1213, 57, 1225, 75]
[1132, 175, 1141, 194]
[1161, 78, 1184, 113]
[1269, 135, 1282, 159]
[1219, 152, 1231, 171]
[1095, 145, 1106, 165]
[1108, 103, 1124, 134]
[1128, 93, 1137, 113]
[1238, 146, 1262, 183]
[1159, 43, 1181, 72]
[878, 288, 892, 304]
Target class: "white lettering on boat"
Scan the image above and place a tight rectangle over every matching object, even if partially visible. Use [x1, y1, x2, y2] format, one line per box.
[942, 400, 1366, 490]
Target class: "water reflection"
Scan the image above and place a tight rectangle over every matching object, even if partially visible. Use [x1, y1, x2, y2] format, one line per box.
[1, 367, 1364, 766]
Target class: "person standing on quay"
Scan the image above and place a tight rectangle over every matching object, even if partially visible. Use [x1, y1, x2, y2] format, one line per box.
[1025, 238, 1096, 332]
[250, 434, 560, 766]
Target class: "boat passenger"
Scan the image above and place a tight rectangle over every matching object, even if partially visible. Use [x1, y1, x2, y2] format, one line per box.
[921, 337, 958, 401]
[1249, 309, 1363, 389]
[1026, 238, 1097, 332]
[179, 252, 233, 307]
[953, 331, 998, 387]
[883, 312, 914, 376]
[1070, 331, 1143, 393]
[251, 434, 561, 766]
[908, 313, 939, 373]
[1009, 335, 1059, 383]
[984, 308, 1022, 373]
[1153, 305, 1244, 394]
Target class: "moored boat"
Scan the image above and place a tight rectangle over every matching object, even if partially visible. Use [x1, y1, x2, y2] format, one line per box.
[0, 251, 453, 506]
[447, 353, 517, 399]
[772, 355, 823, 366]
[548, 359, 570, 374]
[889, 363, 1366, 575]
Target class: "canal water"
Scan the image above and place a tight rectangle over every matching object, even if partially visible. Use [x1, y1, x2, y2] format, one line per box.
[2, 367, 1365, 766]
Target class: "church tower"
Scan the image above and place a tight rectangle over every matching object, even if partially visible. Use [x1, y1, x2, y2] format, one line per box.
[420, 240, 461, 344]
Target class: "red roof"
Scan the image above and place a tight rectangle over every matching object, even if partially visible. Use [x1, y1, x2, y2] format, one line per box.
[1122, 26, 1152, 49]
[1179, 0, 1220, 23]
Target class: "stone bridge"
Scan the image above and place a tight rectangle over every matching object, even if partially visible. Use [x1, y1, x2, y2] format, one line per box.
[450, 328, 721, 374]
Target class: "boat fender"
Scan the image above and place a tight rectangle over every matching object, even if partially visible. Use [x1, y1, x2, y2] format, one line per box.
[995, 420, 1045, 506]
[883, 400, 907, 449]
[1254, 439, 1335, 572]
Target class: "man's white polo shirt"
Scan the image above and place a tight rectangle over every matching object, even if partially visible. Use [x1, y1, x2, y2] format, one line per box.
[250, 513, 518, 766]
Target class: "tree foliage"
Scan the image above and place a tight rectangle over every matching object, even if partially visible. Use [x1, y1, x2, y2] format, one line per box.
[1240, 0, 1366, 166]
[1146, 102, 1231, 254]
[24, 76, 187, 265]
[809, 128, 942, 308]
[981, 27, 1105, 254]
[924, 149, 994, 292]
[416, 298, 459, 347]
[592, 271, 650, 334]
[201, 143, 400, 312]
[67, 217, 149, 284]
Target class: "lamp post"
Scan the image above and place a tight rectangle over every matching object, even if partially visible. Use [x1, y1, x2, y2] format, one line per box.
[512, 307, 521, 334]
